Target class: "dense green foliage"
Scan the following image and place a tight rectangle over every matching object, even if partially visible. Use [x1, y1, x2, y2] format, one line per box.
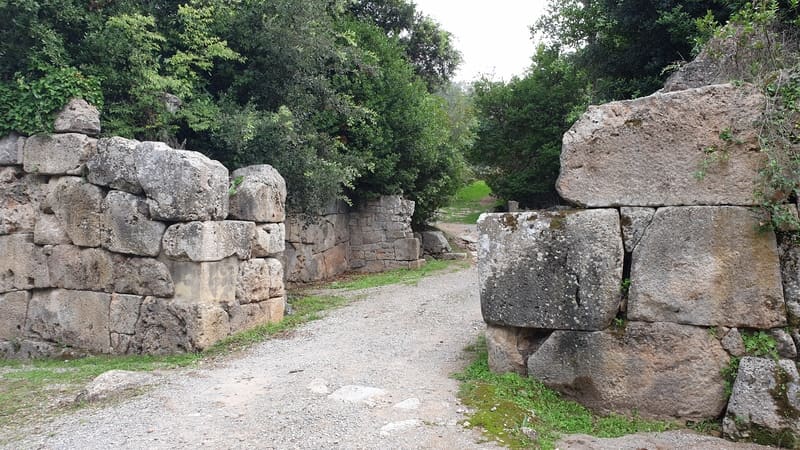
[0, 0, 468, 225]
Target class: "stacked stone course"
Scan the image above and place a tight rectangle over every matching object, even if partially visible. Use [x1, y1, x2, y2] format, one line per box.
[0, 99, 287, 358]
[479, 83, 800, 441]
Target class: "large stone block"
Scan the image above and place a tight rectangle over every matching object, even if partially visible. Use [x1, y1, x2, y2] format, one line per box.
[33, 214, 70, 245]
[162, 221, 254, 262]
[527, 322, 729, 419]
[421, 231, 451, 255]
[486, 324, 548, 376]
[46, 176, 106, 247]
[723, 357, 800, 445]
[0, 133, 24, 165]
[0, 234, 50, 293]
[619, 207, 655, 253]
[136, 142, 228, 221]
[165, 256, 238, 304]
[236, 259, 274, 304]
[53, 98, 101, 136]
[23, 133, 97, 175]
[0, 166, 46, 235]
[102, 190, 166, 256]
[109, 293, 143, 335]
[46, 245, 114, 292]
[25, 289, 112, 353]
[558, 83, 765, 207]
[252, 223, 285, 257]
[86, 137, 142, 194]
[629, 207, 786, 328]
[286, 215, 336, 250]
[228, 164, 286, 222]
[227, 302, 272, 332]
[393, 238, 420, 261]
[112, 254, 174, 297]
[134, 296, 229, 354]
[478, 210, 623, 331]
[0, 291, 29, 339]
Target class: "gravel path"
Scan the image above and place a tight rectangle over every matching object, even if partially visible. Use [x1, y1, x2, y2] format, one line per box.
[4, 267, 501, 450]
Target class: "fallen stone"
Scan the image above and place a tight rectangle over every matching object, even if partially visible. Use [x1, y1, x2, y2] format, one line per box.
[45, 245, 114, 292]
[23, 133, 97, 175]
[556, 430, 775, 450]
[228, 164, 286, 222]
[393, 398, 421, 410]
[0, 166, 46, 235]
[112, 255, 174, 297]
[629, 207, 786, 328]
[0, 291, 29, 340]
[558, 83, 765, 207]
[86, 137, 143, 194]
[478, 210, 623, 331]
[135, 141, 228, 221]
[162, 221, 254, 262]
[25, 289, 112, 353]
[486, 324, 548, 376]
[0, 133, 24, 165]
[0, 233, 50, 293]
[619, 207, 655, 253]
[379, 419, 422, 436]
[252, 223, 285, 257]
[102, 190, 166, 256]
[75, 370, 160, 404]
[421, 231, 451, 255]
[53, 99, 101, 136]
[527, 322, 729, 419]
[723, 357, 800, 446]
[328, 385, 387, 404]
[46, 176, 106, 247]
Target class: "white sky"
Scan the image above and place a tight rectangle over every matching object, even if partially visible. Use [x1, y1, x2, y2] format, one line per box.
[412, 0, 550, 82]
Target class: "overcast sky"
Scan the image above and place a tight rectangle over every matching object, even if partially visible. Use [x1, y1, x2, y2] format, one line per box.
[412, 0, 550, 82]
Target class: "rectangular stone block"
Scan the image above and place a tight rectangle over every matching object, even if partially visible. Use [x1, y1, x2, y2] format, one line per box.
[0, 234, 50, 294]
[102, 190, 166, 256]
[252, 223, 285, 257]
[478, 210, 623, 331]
[86, 137, 143, 194]
[393, 238, 420, 261]
[46, 245, 114, 292]
[228, 165, 286, 222]
[0, 291, 29, 339]
[110, 293, 143, 335]
[629, 206, 786, 328]
[23, 133, 97, 175]
[25, 289, 111, 352]
[0, 166, 46, 235]
[162, 221, 254, 262]
[166, 256, 238, 304]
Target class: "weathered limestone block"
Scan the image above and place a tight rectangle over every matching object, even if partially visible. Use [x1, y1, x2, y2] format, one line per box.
[33, 214, 70, 245]
[102, 190, 166, 256]
[0, 133, 24, 165]
[0, 234, 50, 293]
[54, 98, 101, 136]
[236, 259, 273, 304]
[769, 329, 798, 359]
[175, 299, 230, 351]
[723, 357, 800, 444]
[133, 297, 191, 354]
[478, 210, 623, 331]
[226, 302, 271, 333]
[723, 328, 747, 357]
[421, 231, 451, 255]
[135, 142, 229, 221]
[228, 164, 286, 222]
[45, 245, 114, 292]
[0, 339, 85, 360]
[321, 243, 348, 279]
[265, 296, 286, 323]
[46, 176, 106, 247]
[330, 213, 350, 244]
[166, 256, 238, 304]
[86, 137, 142, 194]
[0, 166, 46, 235]
[162, 221, 254, 262]
[0, 291, 29, 339]
[25, 289, 112, 353]
[619, 207, 655, 253]
[629, 207, 786, 328]
[486, 324, 548, 376]
[779, 237, 800, 326]
[393, 238, 420, 261]
[286, 215, 336, 250]
[23, 133, 97, 175]
[109, 293, 143, 336]
[252, 223, 285, 257]
[558, 84, 765, 207]
[284, 242, 318, 283]
[112, 254, 174, 297]
[527, 322, 729, 419]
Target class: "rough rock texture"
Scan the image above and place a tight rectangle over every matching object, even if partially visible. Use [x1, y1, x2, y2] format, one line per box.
[166, 257, 238, 304]
[236, 259, 284, 304]
[629, 207, 786, 328]
[112, 255, 174, 297]
[0, 234, 50, 293]
[779, 236, 800, 326]
[54, 98, 101, 136]
[23, 133, 97, 175]
[723, 357, 800, 445]
[229, 164, 286, 222]
[46, 245, 114, 292]
[619, 207, 655, 253]
[102, 190, 166, 256]
[349, 195, 422, 273]
[33, 214, 70, 245]
[162, 221, 254, 262]
[421, 231, 451, 255]
[769, 328, 798, 359]
[0, 133, 24, 165]
[46, 176, 107, 247]
[527, 322, 730, 419]
[0, 291, 29, 339]
[0, 166, 46, 235]
[75, 370, 160, 404]
[136, 141, 229, 221]
[723, 328, 747, 357]
[556, 430, 776, 450]
[252, 223, 285, 257]
[478, 210, 623, 330]
[557, 83, 765, 207]
[485, 324, 548, 376]
[25, 289, 112, 352]
[86, 137, 142, 194]
[110, 294, 143, 336]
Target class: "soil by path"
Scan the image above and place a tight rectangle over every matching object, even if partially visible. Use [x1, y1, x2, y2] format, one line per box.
[3, 267, 502, 450]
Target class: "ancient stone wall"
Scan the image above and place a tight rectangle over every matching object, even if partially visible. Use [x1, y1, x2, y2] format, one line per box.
[284, 195, 424, 283]
[479, 82, 800, 441]
[0, 99, 287, 359]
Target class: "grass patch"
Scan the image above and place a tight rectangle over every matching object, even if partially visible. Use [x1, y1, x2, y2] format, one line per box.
[438, 180, 500, 224]
[328, 259, 468, 290]
[454, 337, 677, 449]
